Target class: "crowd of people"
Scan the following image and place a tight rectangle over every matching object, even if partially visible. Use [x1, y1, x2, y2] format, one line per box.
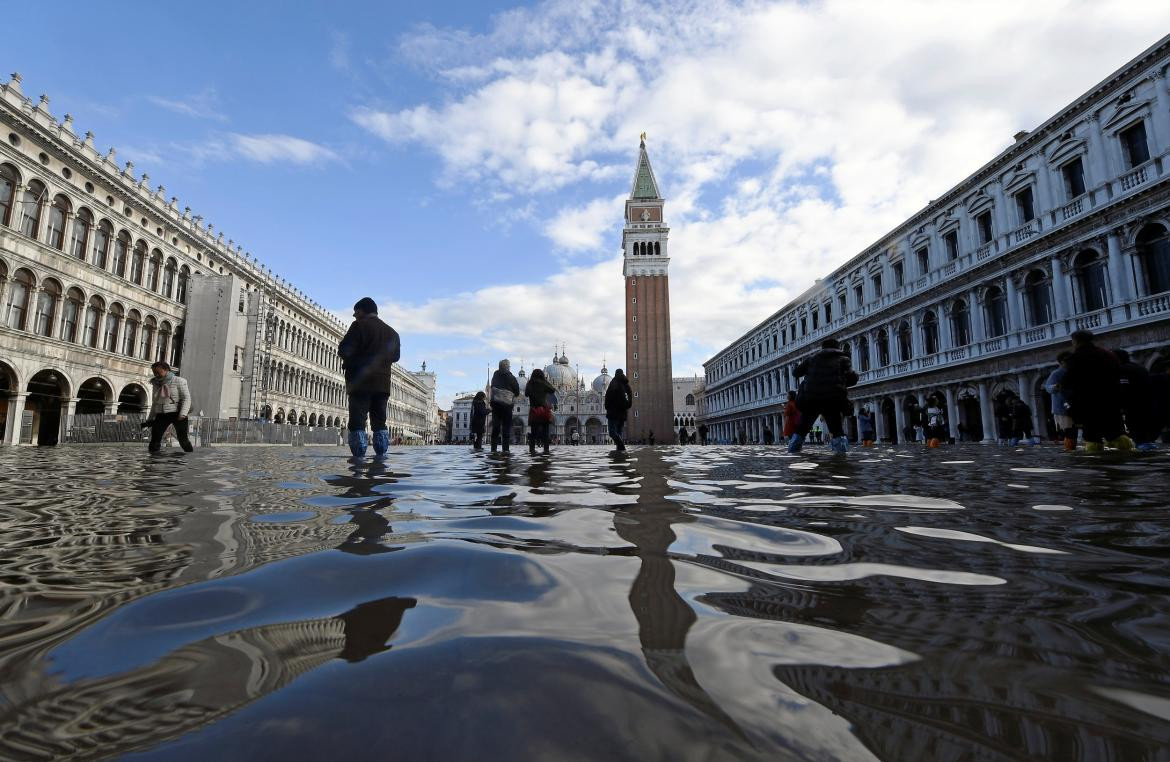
[138, 298, 1165, 459]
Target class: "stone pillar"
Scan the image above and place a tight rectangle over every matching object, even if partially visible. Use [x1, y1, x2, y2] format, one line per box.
[1084, 114, 1108, 190]
[977, 381, 995, 443]
[893, 394, 907, 444]
[911, 313, 924, 359]
[990, 180, 1010, 238]
[1145, 69, 1170, 155]
[1106, 231, 1135, 304]
[1050, 256, 1072, 321]
[874, 400, 887, 442]
[104, 400, 117, 415]
[968, 288, 985, 342]
[869, 331, 880, 369]
[1034, 163, 1055, 222]
[60, 397, 78, 443]
[1004, 276, 1022, 337]
[944, 386, 960, 441]
[3, 394, 27, 445]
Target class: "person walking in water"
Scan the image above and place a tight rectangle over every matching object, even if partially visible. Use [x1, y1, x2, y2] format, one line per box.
[146, 361, 194, 453]
[1008, 396, 1035, 446]
[339, 297, 401, 460]
[489, 359, 519, 453]
[782, 391, 800, 441]
[1116, 349, 1157, 450]
[1045, 352, 1076, 450]
[1063, 330, 1132, 452]
[858, 406, 876, 446]
[924, 396, 946, 447]
[470, 391, 489, 451]
[524, 367, 556, 455]
[697, 423, 708, 445]
[604, 368, 632, 451]
[789, 338, 858, 454]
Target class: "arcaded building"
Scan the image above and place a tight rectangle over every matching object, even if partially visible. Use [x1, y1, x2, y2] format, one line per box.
[623, 137, 674, 442]
[0, 73, 431, 445]
[700, 36, 1170, 444]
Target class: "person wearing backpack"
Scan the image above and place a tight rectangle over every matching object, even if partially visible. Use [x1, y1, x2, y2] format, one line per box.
[338, 297, 401, 460]
[789, 338, 858, 454]
[489, 359, 520, 453]
[604, 368, 633, 451]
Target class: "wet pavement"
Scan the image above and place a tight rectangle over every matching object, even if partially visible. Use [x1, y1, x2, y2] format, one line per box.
[0, 443, 1168, 761]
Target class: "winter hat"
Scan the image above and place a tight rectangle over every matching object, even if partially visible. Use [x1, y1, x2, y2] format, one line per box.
[353, 297, 378, 314]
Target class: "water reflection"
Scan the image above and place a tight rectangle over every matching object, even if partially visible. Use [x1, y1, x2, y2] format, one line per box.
[0, 444, 1167, 760]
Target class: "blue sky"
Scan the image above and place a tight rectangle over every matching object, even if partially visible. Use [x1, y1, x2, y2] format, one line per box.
[7, 1, 1169, 406]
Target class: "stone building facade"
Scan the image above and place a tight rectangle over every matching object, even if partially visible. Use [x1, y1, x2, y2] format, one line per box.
[700, 36, 1170, 444]
[623, 137, 674, 442]
[0, 74, 432, 445]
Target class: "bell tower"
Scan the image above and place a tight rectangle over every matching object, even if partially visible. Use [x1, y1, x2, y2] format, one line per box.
[622, 134, 673, 443]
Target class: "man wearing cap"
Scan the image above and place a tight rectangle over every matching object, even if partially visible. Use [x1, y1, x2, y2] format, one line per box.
[338, 297, 401, 459]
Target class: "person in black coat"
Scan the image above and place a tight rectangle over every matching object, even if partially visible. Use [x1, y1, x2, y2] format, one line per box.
[489, 359, 520, 453]
[1116, 349, 1156, 449]
[338, 297, 401, 459]
[1149, 357, 1170, 444]
[604, 369, 633, 451]
[524, 368, 557, 455]
[1063, 330, 1128, 450]
[789, 338, 858, 453]
[470, 391, 488, 451]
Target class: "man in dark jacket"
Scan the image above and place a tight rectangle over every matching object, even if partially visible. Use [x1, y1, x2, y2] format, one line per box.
[1116, 349, 1156, 450]
[338, 297, 401, 459]
[697, 423, 708, 445]
[604, 368, 633, 451]
[789, 338, 858, 454]
[489, 359, 520, 453]
[1063, 330, 1130, 451]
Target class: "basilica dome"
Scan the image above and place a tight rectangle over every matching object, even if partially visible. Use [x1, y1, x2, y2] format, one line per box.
[543, 352, 577, 391]
[592, 364, 611, 394]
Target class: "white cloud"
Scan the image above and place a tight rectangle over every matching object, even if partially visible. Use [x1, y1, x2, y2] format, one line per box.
[228, 133, 339, 164]
[351, 0, 1170, 390]
[147, 88, 228, 121]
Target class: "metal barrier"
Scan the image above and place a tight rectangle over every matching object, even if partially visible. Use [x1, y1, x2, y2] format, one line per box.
[63, 413, 344, 447]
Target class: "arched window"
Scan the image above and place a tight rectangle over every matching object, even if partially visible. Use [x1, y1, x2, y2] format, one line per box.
[123, 309, 141, 357]
[70, 208, 92, 260]
[61, 287, 84, 342]
[897, 321, 913, 361]
[1136, 223, 1170, 296]
[82, 295, 104, 348]
[47, 194, 70, 250]
[876, 329, 890, 367]
[104, 303, 124, 352]
[147, 250, 163, 292]
[162, 258, 177, 299]
[130, 241, 146, 284]
[20, 180, 45, 238]
[950, 299, 970, 346]
[112, 231, 130, 277]
[92, 220, 112, 269]
[857, 335, 870, 371]
[685, 393, 695, 406]
[177, 265, 190, 303]
[157, 321, 172, 363]
[921, 311, 939, 355]
[1073, 249, 1108, 312]
[1024, 270, 1052, 327]
[654, 241, 660, 255]
[5, 268, 33, 330]
[984, 287, 1007, 338]
[0, 163, 19, 226]
[140, 315, 156, 359]
[34, 279, 60, 337]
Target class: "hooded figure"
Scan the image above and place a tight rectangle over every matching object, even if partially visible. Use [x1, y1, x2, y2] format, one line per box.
[524, 368, 557, 455]
[338, 297, 401, 459]
[789, 339, 857, 454]
[489, 359, 520, 453]
[604, 368, 633, 451]
[470, 391, 489, 450]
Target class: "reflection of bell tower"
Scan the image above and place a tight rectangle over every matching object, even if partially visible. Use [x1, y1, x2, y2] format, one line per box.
[622, 134, 673, 442]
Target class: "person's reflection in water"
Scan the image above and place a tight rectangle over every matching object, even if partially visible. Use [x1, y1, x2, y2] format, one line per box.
[335, 596, 417, 662]
[614, 449, 745, 738]
[337, 501, 400, 556]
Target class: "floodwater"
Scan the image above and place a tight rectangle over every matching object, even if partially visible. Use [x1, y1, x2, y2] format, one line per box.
[1, 444, 1168, 761]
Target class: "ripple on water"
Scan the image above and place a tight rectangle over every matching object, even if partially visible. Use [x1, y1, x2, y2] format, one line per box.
[778, 494, 965, 512]
[670, 514, 843, 558]
[896, 526, 1067, 555]
[738, 560, 1007, 586]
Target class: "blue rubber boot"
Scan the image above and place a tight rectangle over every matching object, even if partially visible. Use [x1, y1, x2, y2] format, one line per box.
[787, 433, 804, 454]
[348, 429, 368, 459]
[1009, 437, 1020, 446]
[372, 429, 390, 458]
[830, 436, 849, 453]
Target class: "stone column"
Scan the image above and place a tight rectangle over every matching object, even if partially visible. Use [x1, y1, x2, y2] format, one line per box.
[989, 181, 1010, 238]
[869, 331, 880, 369]
[977, 381, 995, 442]
[968, 288, 985, 342]
[61, 397, 78, 443]
[1084, 114, 1108, 190]
[893, 394, 907, 444]
[1050, 256, 1072, 321]
[1145, 69, 1170, 155]
[874, 400, 887, 442]
[104, 400, 117, 415]
[911, 313, 924, 359]
[1004, 276, 1022, 336]
[3, 394, 27, 445]
[944, 386, 960, 441]
[1106, 231, 1136, 304]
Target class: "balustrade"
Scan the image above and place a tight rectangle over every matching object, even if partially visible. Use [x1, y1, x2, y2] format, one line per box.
[1060, 197, 1084, 221]
[1023, 326, 1049, 343]
[1119, 162, 1150, 192]
[1074, 309, 1105, 330]
[976, 243, 995, 261]
[1011, 220, 1038, 244]
[982, 338, 1003, 352]
[1137, 293, 1170, 316]
[947, 348, 967, 361]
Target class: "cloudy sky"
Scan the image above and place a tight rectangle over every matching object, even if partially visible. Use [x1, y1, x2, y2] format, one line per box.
[9, 1, 1170, 406]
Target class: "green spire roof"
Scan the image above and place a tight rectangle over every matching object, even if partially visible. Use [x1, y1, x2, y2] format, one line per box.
[630, 137, 661, 199]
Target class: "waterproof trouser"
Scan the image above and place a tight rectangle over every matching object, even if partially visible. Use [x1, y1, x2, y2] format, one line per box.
[490, 403, 513, 449]
[348, 392, 390, 432]
[149, 413, 194, 452]
[795, 398, 846, 439]
[608, 418, 626, 450]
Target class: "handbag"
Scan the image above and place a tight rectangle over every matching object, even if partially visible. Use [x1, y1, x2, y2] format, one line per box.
[491, 386, 515, 406]
[530, 406, 553, 423]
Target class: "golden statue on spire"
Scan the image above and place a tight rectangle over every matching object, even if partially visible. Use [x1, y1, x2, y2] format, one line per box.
[640, 131, 647, 143]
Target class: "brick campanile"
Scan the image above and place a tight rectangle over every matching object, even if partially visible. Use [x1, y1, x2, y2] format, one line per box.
[622, 135, 673, 443]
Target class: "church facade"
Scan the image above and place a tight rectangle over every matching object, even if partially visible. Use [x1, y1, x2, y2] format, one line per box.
[623, 137, 674, 442]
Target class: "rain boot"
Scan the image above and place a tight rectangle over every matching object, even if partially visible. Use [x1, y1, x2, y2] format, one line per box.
[347, 429, 368, 459]
[829, 436, 848, 454]
[787, 433, 804, 454]
[372, 429, 390, 458]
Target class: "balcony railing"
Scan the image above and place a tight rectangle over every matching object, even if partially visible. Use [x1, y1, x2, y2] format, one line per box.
[1137, 293, 1170, 317]
[982, 338, 1003, 352]
[976, 243, 995, 261]
[1023, 326, 1049, 343]
[1119, 162, 1151, 192]
[1060, 196, 1084, 221]
[1074, 309, 1105, 330]
[947, 347, 967, 361]
[1012, 220, 1039, 244]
